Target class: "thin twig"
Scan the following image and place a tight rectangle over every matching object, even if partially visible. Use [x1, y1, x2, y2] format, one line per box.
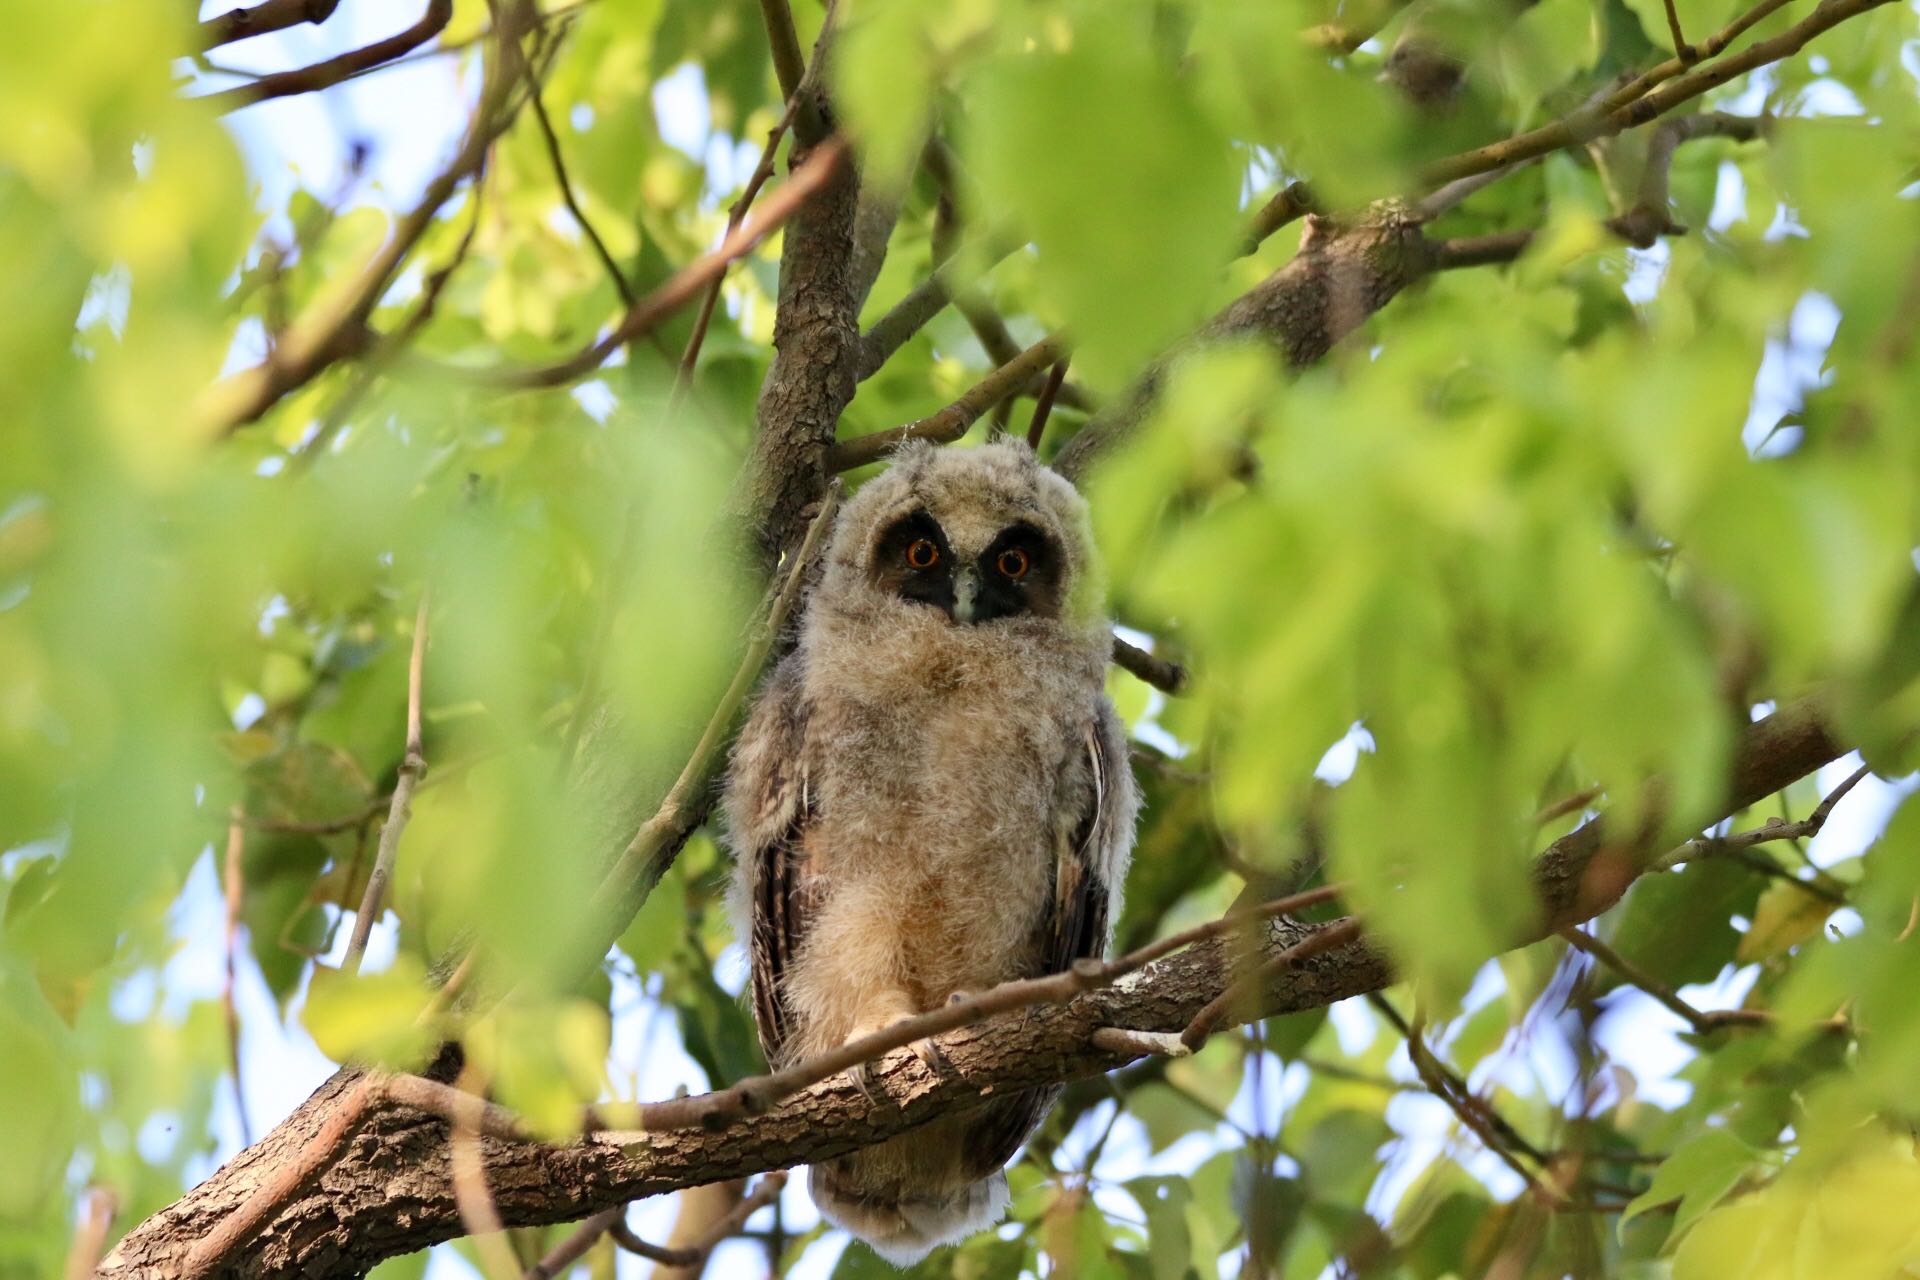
[344, 593, 431, 974]
[291, 157, 490, 467]
[1603, 0, 1789, 112]
[203, 0, 455, 112]
[525, 67, 634, 309]
[221, 811, 253, 1146]
[62, 1187, 116, 1280]
[1402, 1007, 1565, 1204]
[1613, 112, 1772, 246]
[829, 334, 1067, 471]
[1111, 636, 1187, 695]
[1180, 918, 1363, 1051]
[609, 1173, 788, 1266]
[585, 488, 842, 931]
[1416, 157, 1543, 219]
[856, 238, 1022, 379]
[479, 138, 848, 389]
[1559, 927, 1772, 1034]
[1651, 763, 1870, 872]
[558, 88, 815, 774]
[670, 93, 805, 410]
[448, 1067, 521, 1280]
[591, 884, 1345, 1135]
[1430, 112, 1770, 269]
[206, 8, 527, 433]
[1241, 181, 1316, 254]
[1662, 0, 1697, 61]
[1532, 786, 1604, 827]
[1027, 357, 1071, 451]
[525, 1208, 620, 1279]
[1419, 0, 1888, 188]
[1430, 229, 1538, 270]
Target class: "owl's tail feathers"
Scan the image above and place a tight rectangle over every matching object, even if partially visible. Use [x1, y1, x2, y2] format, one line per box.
[809, 1165, 1010, 1266]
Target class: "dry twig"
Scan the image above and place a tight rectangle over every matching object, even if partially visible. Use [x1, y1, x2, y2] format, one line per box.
[344, 593, 431, 973]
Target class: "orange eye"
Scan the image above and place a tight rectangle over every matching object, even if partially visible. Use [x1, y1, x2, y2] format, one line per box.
[997, 548, 1030, 579]
[906, 538, 940, 569]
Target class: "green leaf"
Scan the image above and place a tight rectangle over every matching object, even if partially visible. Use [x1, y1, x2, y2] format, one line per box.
[302, 956, 437, 1070]
[1500, 0, 1602, 113]
[1735, 879, 1836, 963]
[1620, 1129, 1764, 1236]
[1612, 859, 1763, 988]
[963, 21, 1241, 389]
[1127, 1177, 1196, 1280]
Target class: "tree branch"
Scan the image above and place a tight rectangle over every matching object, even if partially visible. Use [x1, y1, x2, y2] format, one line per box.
[202, 0, 455, 113]
[204, 10, 528, 434]
[477, 138, 849, 392]
[524, 67, 634, 309]
[1420, 0, 1887, 187]
[101, 701, 1844, 1278]
[198, 0, 342, 51]
[343, 592, 430, 974]
[828, 334, 1067, 471]
[854, 238, 1019, 379]
[1111, 637, 1187, 695]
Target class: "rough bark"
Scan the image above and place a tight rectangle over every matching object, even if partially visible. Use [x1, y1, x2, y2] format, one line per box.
[741, 138, 865, 565]
[98, 700, 1843, 1278]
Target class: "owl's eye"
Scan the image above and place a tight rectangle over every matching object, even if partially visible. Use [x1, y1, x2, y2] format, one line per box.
[906, 538, 940, 570]
[997, 548, 1031, 580]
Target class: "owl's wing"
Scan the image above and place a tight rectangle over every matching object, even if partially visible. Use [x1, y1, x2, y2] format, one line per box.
[962, 700, 1137, 1180]
[1043, 714, 1126, 976]
[727, 656, 818, 1070]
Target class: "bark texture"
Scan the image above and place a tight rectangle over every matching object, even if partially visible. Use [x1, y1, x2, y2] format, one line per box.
[99, 701, 1843, 1278]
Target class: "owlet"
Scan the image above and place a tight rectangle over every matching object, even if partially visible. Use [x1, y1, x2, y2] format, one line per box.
[724, 439, 1138, 1263]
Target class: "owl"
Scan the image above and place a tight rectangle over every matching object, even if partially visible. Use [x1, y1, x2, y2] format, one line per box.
[724, 439, 1138, 1264]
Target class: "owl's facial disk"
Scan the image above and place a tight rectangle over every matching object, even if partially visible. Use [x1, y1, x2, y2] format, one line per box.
[870, 509, 1062, 624]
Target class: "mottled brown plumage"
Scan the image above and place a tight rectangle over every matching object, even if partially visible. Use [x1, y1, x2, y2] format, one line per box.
[724, 440, 1137, 1263]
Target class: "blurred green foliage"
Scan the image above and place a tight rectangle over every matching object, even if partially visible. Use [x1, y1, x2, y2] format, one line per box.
[2, 0, 1918, 1275]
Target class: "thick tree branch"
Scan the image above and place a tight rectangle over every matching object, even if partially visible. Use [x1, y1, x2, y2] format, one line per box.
[101, 701, 1843, 1278]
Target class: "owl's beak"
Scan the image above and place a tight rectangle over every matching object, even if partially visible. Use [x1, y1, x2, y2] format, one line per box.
[951, 566, 981, 624]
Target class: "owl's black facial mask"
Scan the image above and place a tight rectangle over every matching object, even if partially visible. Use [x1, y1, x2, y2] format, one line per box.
[871, 511, 1063, 624]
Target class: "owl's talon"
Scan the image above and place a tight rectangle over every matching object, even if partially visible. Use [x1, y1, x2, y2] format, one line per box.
[911, 1036, 956, 1079]
[843, 1061, 885, 1107]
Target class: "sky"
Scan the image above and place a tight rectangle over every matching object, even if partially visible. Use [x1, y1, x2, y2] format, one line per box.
[150, 8, 1920, 1278]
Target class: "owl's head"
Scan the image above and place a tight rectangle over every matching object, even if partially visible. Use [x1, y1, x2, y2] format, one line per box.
[820, 440, 1107, 633]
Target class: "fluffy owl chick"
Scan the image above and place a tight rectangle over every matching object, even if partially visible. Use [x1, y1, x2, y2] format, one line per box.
[724, 439, 1138, 1264]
